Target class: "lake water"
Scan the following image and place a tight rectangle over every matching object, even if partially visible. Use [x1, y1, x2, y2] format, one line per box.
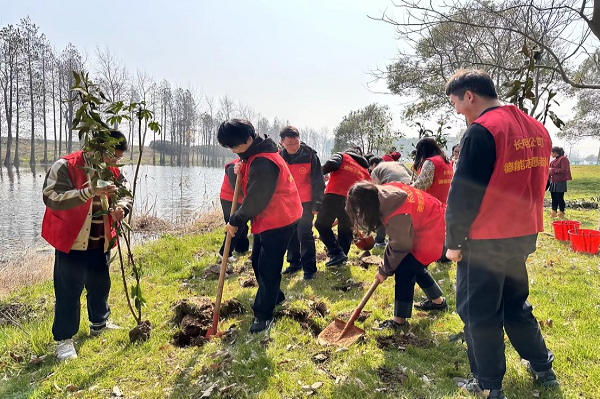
[0, 164, 224, 263]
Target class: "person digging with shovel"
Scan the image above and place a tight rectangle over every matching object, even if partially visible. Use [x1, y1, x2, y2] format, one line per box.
[345, 181, 447, 330]
[217, 119, 302, 334]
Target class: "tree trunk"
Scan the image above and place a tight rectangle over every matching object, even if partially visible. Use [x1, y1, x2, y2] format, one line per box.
[29, 54, 36, 166]
[14, 67, 20, 167]
[42, 51, 48, 163]
[3, 65, 14, 167]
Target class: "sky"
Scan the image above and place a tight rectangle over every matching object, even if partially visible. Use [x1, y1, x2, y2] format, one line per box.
[2, 0, 598, 156]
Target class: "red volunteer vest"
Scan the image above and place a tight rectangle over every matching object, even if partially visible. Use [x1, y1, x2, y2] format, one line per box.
[285, 155, 313, 203]
[325, 153, 370, 196]
[241, 152, 302, 234]
[469, 105, 551, 239]
[382, 182, 446, 265]
[423, 155, 453, 204]
[41, 151, 120, 253]
[220, 159, 245, 203]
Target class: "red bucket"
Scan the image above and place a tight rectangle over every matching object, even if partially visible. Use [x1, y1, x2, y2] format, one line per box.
[568, 229, 600, 254]
[551, 220, 581, 241]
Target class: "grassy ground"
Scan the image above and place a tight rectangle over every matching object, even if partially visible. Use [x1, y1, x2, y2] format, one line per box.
[1, 168, 599, 399]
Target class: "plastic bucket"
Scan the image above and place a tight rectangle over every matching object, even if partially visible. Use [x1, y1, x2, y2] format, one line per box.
[568, 229, 600, 254]
[551, 220, 581, 241]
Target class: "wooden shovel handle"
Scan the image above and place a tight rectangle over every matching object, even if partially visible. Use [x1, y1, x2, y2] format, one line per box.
[340, 279, 380, 336]
[208, 174, 242, 335]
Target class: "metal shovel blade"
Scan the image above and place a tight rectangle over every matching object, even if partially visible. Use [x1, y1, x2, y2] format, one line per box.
[317, 318, 365, 347]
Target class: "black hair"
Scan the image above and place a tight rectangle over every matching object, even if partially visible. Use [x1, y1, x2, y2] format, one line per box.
[445, 69, 498, 100]
[217, 119, 256, 148]
[369, 156, 383, 168]
[346, 146, 363, 156]
[279, 125, 300, 140]
[452, 144, 460, 152]
[364, 153, 375, 162]
[109, 130, 128, 152]
[413, 137, 450, 172]
[551, 146, 565, 157]
[345, 182, 382, 233]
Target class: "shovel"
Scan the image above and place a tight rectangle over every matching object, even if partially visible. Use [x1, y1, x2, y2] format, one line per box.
[206, 175, 242, 338]
[354, 227, 375, 251]
[318, 278, 380, 347]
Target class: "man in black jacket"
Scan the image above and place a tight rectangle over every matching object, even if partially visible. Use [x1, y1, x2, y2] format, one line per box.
[279, 126, 325, 280]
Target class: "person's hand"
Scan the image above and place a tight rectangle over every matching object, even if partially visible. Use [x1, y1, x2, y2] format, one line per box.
[109, 206, 125, 222]
[375, 272, 388, 284]
[225, 223, 238, 237]
[446, 248, 463, 262]
[233, 162, 242, 175]
[312, 211, 319, 215]
[94, 183, 117, 196]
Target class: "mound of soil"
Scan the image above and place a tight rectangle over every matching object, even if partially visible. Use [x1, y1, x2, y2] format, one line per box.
[375, 332, 433, 350]
[239, 276, 257, 287]
[309, 300, 328, 318]
[335, 310, 371, 322]
[360, 255, 383, 269]
[0, 302, 33, 326]
[203, 264, 235, 280]
[275, 307, 322, 336]
[171, 297, 246, 347]
[332, 279, 365, 292]
[377, 365, 408, 390]
[129, 320, 152, 343]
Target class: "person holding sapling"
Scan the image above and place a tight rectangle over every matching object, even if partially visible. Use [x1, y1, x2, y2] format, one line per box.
[42, 130, 132, 361]
[218, 119, 302, 334]
[345, 181, 448, 330]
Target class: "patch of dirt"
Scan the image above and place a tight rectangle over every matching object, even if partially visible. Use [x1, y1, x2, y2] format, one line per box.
[275, 307, 322, 336]
[316, 252, 327, 262]
[332, 279, 365, 292]
[129, 320, 152, 343]
[239, 276, 257, 288]
[234, 263, 251, 274]
[203, 264, 235, 280]
[377, 365, 408, 390]
[0, 302, 34, 326]
[335, 310, 371, 322]
[360, 255, 383, 269]
[309, 300, 329, 318]
[171, 297, 245, 347]
[375, 332, 433, 350]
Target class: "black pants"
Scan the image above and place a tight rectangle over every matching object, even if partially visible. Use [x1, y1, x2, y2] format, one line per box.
[52, 248, 111, 341]
[219, 199, 250, 257]
[286, 203, 317, 275]
[251, 222, 296, 320]
[456, 239, 554, 390]
[375, 225, 386, 244]
[314, 193, 352, 256]
[392, 253, 443, 318]
[550, 191, 565, 212]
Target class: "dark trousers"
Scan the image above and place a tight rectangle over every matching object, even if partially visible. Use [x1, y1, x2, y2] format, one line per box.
[219, 199, 250, 258]
[375, 225, 386, 244]
[52, 248, 111, 341]
[392, 253, 443, 318]
[550, 191, 566, 212]
[456, 240, 554, 390]
[314, 193, 352, 256]
[286, 202, 317, 274]
[251, 223, 296, 320]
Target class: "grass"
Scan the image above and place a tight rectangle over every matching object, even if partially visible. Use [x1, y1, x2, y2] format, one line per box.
[1, 167, 599, 398]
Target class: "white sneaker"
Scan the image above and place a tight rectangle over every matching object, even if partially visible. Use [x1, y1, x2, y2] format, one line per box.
[90, 320, 122, 336]
[56, 339, 77, 360]
[217, 253, 236, 263]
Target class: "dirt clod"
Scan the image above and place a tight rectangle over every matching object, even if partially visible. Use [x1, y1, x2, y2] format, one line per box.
[239, 276, 257, 288]
[377, 366, 408, 390]
[203, 264, 235, 280]
[332, 279, 365, 292]
[375, 332, 432, 349]
[336, 310, 371, 322]
[309, 300, 329, 318]
[129, 320, 152, 343]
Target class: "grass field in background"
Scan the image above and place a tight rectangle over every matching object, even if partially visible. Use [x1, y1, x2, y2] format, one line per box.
[0, 167, 598, 399]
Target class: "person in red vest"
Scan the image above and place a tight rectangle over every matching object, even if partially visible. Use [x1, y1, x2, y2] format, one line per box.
[315, 146, 370, 266]
[445, 69, 558, 398]
[218, 119, 302, 334]
[279, 126, 325, 280]
[345, 181, 447, 329]
[381, 149, 401, 162]
[218, 158, 249, 262]
[411, 137, 454, 204]
[42, 130, 131, 361]
[548, 146, 572, 218]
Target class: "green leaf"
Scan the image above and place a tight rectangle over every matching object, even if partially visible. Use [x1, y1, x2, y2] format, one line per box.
[92, 210, 109, 218]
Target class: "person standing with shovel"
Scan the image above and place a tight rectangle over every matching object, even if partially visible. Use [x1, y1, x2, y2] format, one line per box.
[217, 119, 302, 334]
[344, 181, 447, 330]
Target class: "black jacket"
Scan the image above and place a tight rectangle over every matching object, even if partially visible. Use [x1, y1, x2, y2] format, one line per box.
[280, 142, 325, 212]
[229, 135, 281, 228]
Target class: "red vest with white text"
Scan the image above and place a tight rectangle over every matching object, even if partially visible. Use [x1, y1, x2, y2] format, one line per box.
[325, 153, 370, 196]
[423, 155, 453, 204]
[468, 105, 551, 239]
[241, 152, 302, 234]
[382, 182, 446, 265]
[41, 151, 120, 253]
[220, 159, 245, 203]
[286, 158, 313, 203]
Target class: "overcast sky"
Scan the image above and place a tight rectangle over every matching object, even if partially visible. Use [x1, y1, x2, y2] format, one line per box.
[2, 0, 598, 155]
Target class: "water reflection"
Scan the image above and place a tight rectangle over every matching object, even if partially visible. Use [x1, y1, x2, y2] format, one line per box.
[0, 164, 223, 263]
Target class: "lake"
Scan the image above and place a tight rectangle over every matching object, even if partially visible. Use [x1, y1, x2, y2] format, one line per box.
[0, 164, 224, 264]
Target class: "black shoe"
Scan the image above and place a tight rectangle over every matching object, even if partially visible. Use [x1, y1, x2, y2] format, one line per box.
[249, 318, 273, 334]
[282, 264, 301, 275]
[525, 361, 560, 388]
[303, 272, 316, 280]
[378, 319, 410, 331]
[459, 378, 507, 399]
[276, 292, 286, 306]
[325, 253, 348, 267]
[414, 298, 448, 311]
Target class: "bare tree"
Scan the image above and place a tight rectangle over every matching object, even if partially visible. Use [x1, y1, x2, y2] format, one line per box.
[0, 24, 19, 167]
[94, 46, 129, 128]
